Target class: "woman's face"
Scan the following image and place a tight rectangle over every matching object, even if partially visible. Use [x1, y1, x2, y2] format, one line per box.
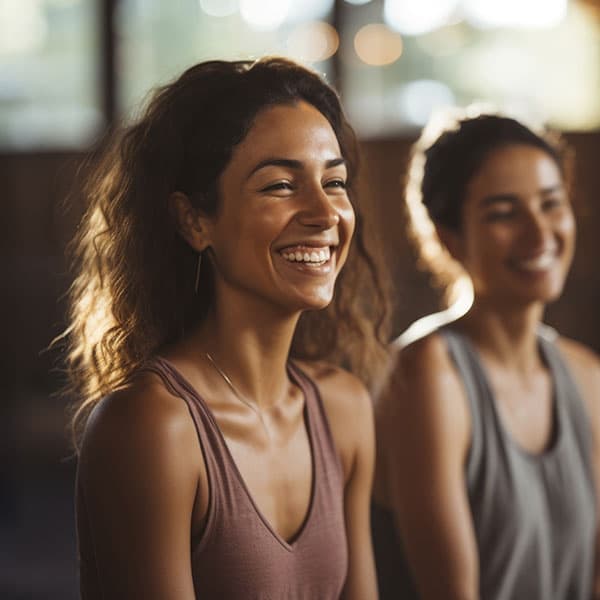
[454, 143, 575, 306]
[205, 100, 355, 313]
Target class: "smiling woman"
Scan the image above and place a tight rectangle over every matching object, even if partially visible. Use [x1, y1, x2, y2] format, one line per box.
[63, 57, 388, 599]
[372, 112, 600, 600]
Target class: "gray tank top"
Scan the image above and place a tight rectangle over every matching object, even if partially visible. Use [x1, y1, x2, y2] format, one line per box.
[372, 327, 597, 599]
[77, 359, 348, 599]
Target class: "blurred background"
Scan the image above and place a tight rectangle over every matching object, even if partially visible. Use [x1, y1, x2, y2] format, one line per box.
[2, 0, 600, 597]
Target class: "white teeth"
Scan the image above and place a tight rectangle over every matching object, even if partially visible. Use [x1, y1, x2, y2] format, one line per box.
[281, 246, 332, 264]
[515, 252, 555, 271]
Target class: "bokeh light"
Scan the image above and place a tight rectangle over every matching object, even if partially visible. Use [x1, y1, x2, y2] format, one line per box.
[463, 0, 567, 29]
[239, 0, 291, 31]
[288, 0, 334, 22]
[287, 21, 339, 62]
[0, 0, 48, 54]
[396, 79, 456, 126]
[383, 0, 460, 36]
[354, 23, 403, 66]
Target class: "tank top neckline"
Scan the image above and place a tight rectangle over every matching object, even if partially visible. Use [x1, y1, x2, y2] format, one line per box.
[445, 327, 565, 463]
[153, 355, 318, 552]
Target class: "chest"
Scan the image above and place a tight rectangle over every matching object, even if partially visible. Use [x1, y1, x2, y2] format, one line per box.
[226, 421, 313, 542]
[469, 448, 596, 600]
[466, 366, 597, 596]
[487, 369, 555, 454]
[188, 401, 348, 599]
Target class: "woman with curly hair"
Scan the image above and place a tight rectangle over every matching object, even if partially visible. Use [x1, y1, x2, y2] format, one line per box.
[372, 111, 600, 599]
[65, 57, 387, 599]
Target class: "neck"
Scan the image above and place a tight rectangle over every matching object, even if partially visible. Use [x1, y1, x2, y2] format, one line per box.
[458, 297, 545, 373]
[191, 289, 301, 410]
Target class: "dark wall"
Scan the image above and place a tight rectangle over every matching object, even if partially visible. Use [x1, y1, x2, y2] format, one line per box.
[2, 152, 84, 599]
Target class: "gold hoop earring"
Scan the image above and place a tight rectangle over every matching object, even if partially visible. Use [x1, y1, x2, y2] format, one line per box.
[194, 252, 202, 295]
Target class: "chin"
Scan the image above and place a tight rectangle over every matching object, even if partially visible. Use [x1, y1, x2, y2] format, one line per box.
[538, 287, 566, 304]
[290, 284, 336, 311]
[299, 296, 334, 312]
[499, 269, 568, 304]
[507, 283, 566, 306]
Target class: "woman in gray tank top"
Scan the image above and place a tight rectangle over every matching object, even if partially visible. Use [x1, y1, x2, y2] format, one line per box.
[372, 110, 600, 599]
[62, 58, 389, 599]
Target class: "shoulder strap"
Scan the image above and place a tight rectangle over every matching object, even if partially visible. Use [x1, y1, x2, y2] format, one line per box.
[538, 335, 594, 461]
[138, 357, 239, 537]
[438, 328, 491, 486]
[287, 362, 345, 480]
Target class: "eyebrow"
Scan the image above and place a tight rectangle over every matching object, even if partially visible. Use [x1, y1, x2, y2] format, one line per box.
[247, 157, 346, 178]
[480, 184, 565, 208]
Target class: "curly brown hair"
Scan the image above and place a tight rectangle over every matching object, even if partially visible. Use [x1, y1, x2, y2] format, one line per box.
[63, 57, 390, 449]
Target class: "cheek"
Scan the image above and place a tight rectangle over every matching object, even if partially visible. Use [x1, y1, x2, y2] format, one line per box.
[337, 203, 356, 265]
[558, 210, 576, 245]
[344, 203, 356, 240]
[464, 223, 507, 264]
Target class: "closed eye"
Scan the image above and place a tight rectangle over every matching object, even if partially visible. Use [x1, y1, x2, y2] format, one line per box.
[484, 209, 516, 222]
[324, 178, 347, 190]
[260, 181, 294, 193]
[541, 196, 564, 211]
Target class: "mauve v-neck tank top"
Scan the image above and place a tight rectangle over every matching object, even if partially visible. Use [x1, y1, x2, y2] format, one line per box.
[372, 326, 596, 600]
[78, 358, 348, 599]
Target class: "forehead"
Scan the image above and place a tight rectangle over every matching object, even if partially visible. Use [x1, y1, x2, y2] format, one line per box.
[468, 144, 562, 197]
[229, 101, 341, 164]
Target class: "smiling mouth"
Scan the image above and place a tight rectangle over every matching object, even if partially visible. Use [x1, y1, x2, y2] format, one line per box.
[279, 245, 332, 266]
[510, 249, 558, 272]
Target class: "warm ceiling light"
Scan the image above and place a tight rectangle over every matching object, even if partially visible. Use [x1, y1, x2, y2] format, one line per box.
[354, 23, 403, 66]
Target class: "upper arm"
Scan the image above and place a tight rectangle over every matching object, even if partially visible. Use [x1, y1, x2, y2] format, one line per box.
[308, 364, 378, 600]
[78, 377, 202, 599]
[375, 334, 479, 600]
[557, 338, 600, 598]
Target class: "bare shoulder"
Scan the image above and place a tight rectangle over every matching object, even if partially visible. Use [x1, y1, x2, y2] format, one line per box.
[296, 359, 371, 422]
[377, 331, 464, 417]
[296, 360, 372, 480]
[556, 335, 600, 375]
[375, 331, 471, 478]
[555, 335, 600, 419]
[402, 331, 461, 379]
[79, 370, 201, 483]
[76, 371, 205, 598]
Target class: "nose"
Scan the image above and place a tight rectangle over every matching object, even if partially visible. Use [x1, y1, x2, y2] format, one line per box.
[297, 185, 342, 229]
[522, 208, 549, 248]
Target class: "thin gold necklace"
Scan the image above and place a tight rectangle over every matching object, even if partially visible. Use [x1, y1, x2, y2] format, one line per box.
[205, 352, 270, 436]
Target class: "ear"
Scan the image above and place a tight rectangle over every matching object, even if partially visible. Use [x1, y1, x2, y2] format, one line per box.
[169, 192, 213, 252]
[435, 223, 465, 263]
